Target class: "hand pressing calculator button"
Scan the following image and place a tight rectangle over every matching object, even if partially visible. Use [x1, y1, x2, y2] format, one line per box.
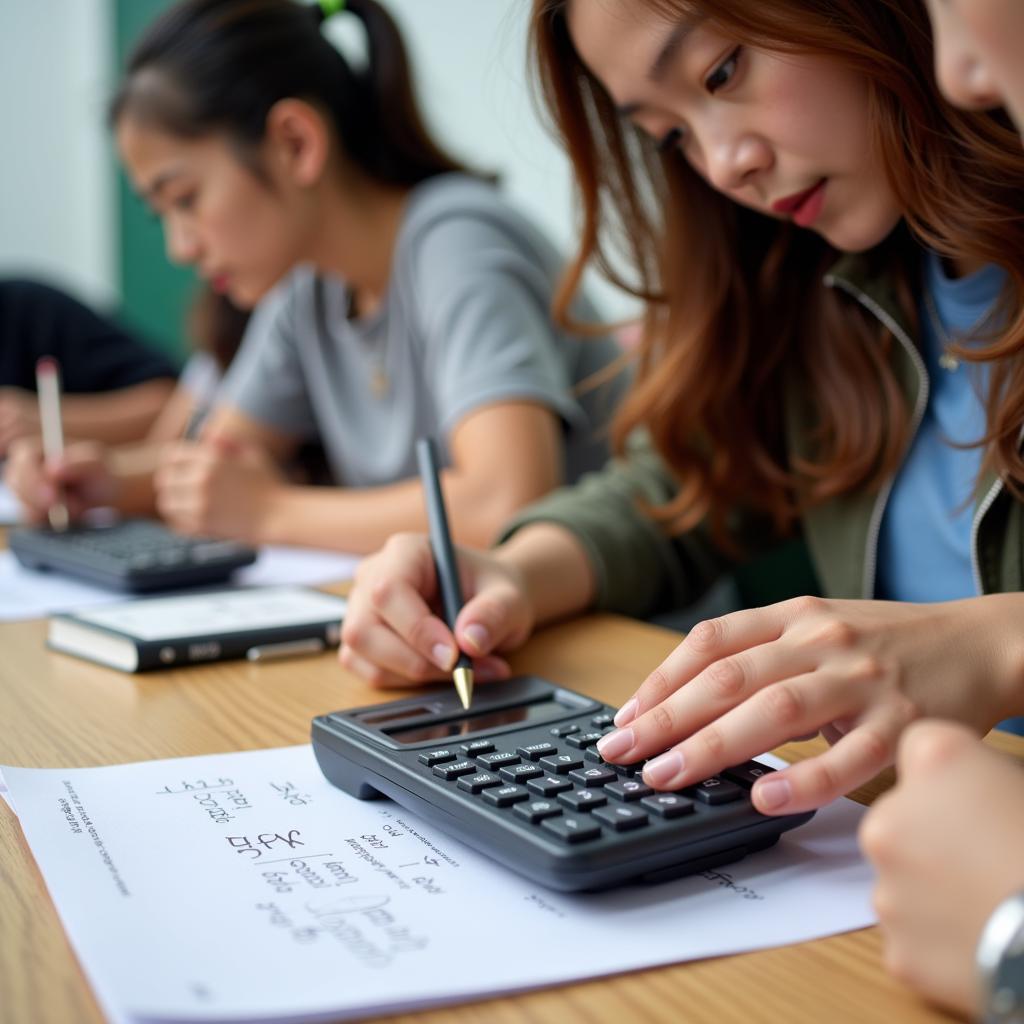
[312, 676, 815, 892]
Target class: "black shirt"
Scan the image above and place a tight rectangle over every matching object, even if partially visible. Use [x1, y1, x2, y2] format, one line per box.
[0, 279, 177, 393]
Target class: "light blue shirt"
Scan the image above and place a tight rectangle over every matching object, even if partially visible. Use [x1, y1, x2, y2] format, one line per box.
[875, 252, 1004, 603]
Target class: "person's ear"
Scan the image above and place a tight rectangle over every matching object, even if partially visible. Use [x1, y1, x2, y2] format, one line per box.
[263, 99, 329, 188]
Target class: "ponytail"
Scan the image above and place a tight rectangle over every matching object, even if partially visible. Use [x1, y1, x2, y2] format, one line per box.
[110, 0, 471, 189]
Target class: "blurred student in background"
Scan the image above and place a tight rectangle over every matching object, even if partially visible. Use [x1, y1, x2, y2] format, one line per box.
[0, 278, 176, 457]
[8, 0, 626, 551]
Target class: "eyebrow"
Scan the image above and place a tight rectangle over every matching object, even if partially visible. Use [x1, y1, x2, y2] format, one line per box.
[616, 16, 704, 118]
[142, 166, 185, 205]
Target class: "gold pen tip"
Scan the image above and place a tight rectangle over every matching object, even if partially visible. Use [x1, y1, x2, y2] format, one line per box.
[453, 666, 474, 710]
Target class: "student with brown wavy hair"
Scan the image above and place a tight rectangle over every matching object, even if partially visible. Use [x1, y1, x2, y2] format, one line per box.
[339, 0, 1024, 825]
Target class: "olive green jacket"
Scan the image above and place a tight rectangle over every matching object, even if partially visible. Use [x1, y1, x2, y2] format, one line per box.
[502, 255, 1022, 619]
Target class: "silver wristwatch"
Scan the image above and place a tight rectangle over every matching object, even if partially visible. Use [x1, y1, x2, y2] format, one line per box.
[977, 891, 1024, 1023]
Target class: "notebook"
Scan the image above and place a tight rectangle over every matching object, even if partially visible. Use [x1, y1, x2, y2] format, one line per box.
[47, 585, 347, 672]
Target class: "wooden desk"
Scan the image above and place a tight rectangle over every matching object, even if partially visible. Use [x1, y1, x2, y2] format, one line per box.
[3, 593, 1004, 1024]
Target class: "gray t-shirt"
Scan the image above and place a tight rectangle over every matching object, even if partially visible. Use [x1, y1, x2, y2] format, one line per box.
[219, 174, 627, 487]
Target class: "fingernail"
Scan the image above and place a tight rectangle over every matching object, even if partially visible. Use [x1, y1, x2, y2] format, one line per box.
[755, 778, 792, 812]
[614, 698, 639, 727]
[431, 643, 454, 670]
[644, 750, 685, 787]
[596, 727, 635, 761]
[476, 661, 510, 682]
[462, 624, 490, 654]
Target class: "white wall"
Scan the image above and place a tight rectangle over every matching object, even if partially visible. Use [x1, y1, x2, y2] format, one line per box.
[331, 1, 637, 321]
[0, 0, 116, 307]
[0, 1, 636, 320]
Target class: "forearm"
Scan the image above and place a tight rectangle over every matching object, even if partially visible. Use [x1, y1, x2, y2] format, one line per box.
[975, 592, 1024, 719]
[62, 380, 177, 444]
[107, 442, 161, 516]
[496, 522, 597, 626]
[257, 471, 528, 553]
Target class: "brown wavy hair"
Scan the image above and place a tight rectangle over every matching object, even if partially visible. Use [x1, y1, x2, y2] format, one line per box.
[531, 0, 1024, 548]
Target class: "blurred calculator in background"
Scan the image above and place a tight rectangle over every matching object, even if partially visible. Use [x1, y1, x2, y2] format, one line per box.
[10, 519, 257, 592]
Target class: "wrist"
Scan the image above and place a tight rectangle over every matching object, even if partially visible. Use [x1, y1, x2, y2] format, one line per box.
[977, 890, 1024, 1023]
[977, 594, 1024, 720]
[496, 522, 595, 625]
[253, 482, 297, 546]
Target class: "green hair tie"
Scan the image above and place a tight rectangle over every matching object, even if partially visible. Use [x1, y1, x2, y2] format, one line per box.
[319, 0, 346, 18]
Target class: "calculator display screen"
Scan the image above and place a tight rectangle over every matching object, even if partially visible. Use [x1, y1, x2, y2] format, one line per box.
[386, 698, 569, 744]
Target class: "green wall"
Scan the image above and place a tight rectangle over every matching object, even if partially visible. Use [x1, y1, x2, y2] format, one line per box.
[114, 0, 194, 364]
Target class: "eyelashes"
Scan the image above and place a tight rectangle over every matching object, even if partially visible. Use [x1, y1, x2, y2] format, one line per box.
[705, 45, 742, 93]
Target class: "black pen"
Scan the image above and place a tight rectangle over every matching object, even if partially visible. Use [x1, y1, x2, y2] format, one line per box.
[415, 437, 473, 710]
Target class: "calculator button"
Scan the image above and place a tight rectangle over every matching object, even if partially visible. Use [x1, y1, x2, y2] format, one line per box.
[461, 740, 495, 758]
[584, 747, 607, 764]
[721, 761, 774, 788]
[527, 774, 574, 797]
[516, 742, 557, 761]
[514, 800, 563, 824]
[541, 815, 602, 844]
[476, 752, 521, 771]
[457, 772, 502, 794]
[566, 732, 604, 749]
[559, 788, 607, 812]
[689, 777, 745, 805]
[591, 713, 615, 729]
[432, 760, 478, 781]
[606, 779, 653, 802]
[550, 724, 580, 737]
[500, 764, 544, 784]
[593, 805, 649, 832]
[568, 766, 618, 788]
[539, 753, 585, 775]
[483, 784, 530, 807]
[613, 761, 646, 777]
[418, 749, 457, 766]
[641, 794, 695, 819]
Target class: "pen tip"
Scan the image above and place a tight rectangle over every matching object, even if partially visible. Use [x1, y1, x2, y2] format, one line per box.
[453, 666, 474, 710]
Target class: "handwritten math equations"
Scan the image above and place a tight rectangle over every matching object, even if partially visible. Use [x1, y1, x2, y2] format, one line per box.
[1, 746, 875, 1023]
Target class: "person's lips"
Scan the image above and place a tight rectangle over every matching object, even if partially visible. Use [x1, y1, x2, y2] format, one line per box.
[771, 179, 828, 228]
[208, 273, 231, 294]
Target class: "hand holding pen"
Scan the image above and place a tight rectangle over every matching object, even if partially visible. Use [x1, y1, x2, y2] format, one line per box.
[415, 437, 475, 709]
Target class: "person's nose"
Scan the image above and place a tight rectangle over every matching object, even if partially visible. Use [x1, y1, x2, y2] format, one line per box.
[934, 33, 1002, 111]
[164, 215, 202, 267]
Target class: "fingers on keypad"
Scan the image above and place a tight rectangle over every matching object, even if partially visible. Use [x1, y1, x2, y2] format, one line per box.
[420, 716, 777, 847]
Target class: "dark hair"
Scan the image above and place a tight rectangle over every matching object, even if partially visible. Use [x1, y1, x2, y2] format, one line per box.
[187, 285, 250, 372]
[110, 0, 470, 188]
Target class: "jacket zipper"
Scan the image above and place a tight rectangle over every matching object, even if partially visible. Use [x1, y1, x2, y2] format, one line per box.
[823, 274, 930, 599]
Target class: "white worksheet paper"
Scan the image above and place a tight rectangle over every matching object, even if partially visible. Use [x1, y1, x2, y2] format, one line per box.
[0, 546, 360, 621]
[0, 479, 22, 525]
[1, 746, 875, 1024]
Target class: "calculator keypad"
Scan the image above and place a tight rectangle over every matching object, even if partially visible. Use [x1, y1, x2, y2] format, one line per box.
[528, 775, 574, 797]
[539, 753, 584, 775]
[432, 760, 477, 780]
[593, 805, 649, 831]
[514, 800, 563, 824]
[541, 815, 602, 844]
[412, 706, 778, 854]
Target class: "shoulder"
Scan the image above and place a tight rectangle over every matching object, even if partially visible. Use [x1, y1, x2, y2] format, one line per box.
[398, 174, 557, 284]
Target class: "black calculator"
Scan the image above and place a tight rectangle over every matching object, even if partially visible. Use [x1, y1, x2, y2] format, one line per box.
[9, 519, 257, 592]
[312, 676, 814, 892]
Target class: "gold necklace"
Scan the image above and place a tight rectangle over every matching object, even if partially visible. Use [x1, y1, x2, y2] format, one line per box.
[924, 287, 960, 373]
[348, 288, 390, 399]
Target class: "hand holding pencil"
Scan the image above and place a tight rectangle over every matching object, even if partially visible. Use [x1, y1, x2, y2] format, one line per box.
[35, 357, 69, 531]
